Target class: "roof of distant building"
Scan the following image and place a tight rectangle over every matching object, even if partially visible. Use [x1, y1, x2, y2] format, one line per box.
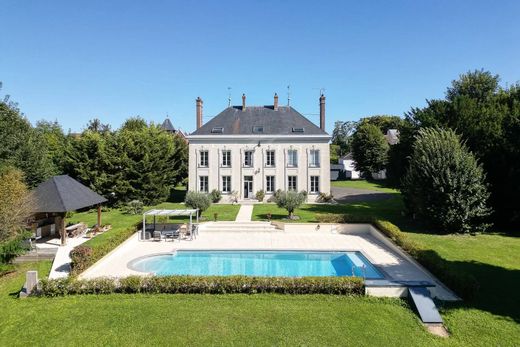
[161, 118, 176, 132]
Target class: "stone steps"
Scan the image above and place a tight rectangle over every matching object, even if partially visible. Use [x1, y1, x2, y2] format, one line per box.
[200, 222, 278, 232]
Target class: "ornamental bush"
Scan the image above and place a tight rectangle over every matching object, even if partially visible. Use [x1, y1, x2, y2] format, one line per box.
[274, 190, 307, 219]
[209, 189, 222, 203]
[184, 191, 211, 218]
[255, 190, 265, 202]
[69, 245, 93, 273]
[401, 128, 491, 233]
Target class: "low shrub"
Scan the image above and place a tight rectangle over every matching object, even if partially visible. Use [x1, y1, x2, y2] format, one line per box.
[37, 275, 364, 296]
[122, 200, 144, 215]
[0, 234, 30, 263]
[0, 263, 15, 277]
[315, 214, 375, 224]
[255, 190, 265, 202]
[316, 192, 334, 203]
[185, 191, 211, 216]
[209, 189, 222, 203]
[69, 246, 93, 273]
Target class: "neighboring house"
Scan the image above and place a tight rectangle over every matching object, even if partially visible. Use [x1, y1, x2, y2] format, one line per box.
[186, 93, 331, 202]
[160, 117, 188, 141]
[333, 129, 399, 180]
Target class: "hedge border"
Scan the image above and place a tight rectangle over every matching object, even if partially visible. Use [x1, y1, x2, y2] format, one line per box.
[316, 213, 479, 300]
[37, 275, 365, 296]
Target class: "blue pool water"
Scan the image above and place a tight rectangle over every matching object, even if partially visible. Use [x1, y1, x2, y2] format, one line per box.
[129, 251, 383, 278]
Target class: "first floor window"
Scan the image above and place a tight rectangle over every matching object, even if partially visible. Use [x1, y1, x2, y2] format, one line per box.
[222, 176, 231, 193]
[287, 150, 298, 167]
[222, 150, 231, 167]
[244, 150, 253, 167]
[266, 176, 275, 193]
[199, 176, 208, 193]
[309, 149, 320, 167]
[266, 150, 275, 167]
[310, 176, 319, 193]
[288, 176, 297, 191]
[199, 150, 208, 167]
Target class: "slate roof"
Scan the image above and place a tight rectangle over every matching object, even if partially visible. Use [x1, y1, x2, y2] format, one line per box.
[190, 106, 328, 136]
[31, 175, 107, 213]
[161, 118, 176, 132]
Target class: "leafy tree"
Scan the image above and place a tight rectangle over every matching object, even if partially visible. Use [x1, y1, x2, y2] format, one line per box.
[0, 166, 33, 242]
[358, 115, 405, 133]
[402, 128, 491, 233]
[85, 118, 111, 134]
[35, 120, 67, 173]
[274, 190, 307, 219]
[184, 191, 211, 218]
[405, 70, 520, 225]
[121, 116, 147, 131]
[331, 120, 357, 156]
[351, 123, 389, 177]
[0, 98, 55, 187]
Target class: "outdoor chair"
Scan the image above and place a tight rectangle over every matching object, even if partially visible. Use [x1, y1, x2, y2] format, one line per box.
[153, 231, 162, 242]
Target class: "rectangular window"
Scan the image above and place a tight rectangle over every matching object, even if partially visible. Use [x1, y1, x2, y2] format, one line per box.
[244, 150, 253, 167]
[199, 176, 208, 193]
[266, 150, 275, 167]
[310, 176, 319, 193]
[222, 176, 231, 193]
[287, 150, 298, 167]
[266, 176, 275, 193]
[222, 150, 231, 167]
[288, 176, 297, 191]
[309, 149, 320, 167]
[199, 150, 208, 167]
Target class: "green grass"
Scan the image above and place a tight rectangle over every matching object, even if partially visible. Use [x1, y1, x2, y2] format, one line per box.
[331, 179, 399, 193]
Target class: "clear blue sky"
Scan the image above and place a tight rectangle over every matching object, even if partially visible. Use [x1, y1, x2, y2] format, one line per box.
[1, 0, 519, 133]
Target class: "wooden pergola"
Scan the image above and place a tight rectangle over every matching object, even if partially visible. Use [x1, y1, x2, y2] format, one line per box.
[31, 175, 108, 246]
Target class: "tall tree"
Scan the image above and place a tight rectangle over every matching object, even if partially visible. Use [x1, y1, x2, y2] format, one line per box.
[402, 128, 491, 233]
[351, 123, 389, 177]
[35, 120, 67, 174]
[331, 120, 357, 156]
[358, 115, 405, 133]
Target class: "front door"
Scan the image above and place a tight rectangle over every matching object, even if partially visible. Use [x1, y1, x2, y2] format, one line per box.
[243, 176, 253, 199]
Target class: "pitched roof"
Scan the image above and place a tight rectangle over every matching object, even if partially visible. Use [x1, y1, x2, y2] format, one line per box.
[31, 175, 107, 213]
[161, 118, 176, 132]
[190, 106, 328, 136]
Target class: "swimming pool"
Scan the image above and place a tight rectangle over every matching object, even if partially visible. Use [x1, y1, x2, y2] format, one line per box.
[129, 250, 383, 278]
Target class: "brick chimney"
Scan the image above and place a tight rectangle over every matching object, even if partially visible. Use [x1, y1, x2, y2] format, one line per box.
[196, 97, 203, 129]
[273, 93, 279, 111]
[319, 94, 326, 131]
[242, 94, 246, 111]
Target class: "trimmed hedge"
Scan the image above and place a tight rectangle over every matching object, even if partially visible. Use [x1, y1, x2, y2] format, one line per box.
[37, 275, 365, 296]
[69, 223, 139, 276]
[315, 214, 479, 300]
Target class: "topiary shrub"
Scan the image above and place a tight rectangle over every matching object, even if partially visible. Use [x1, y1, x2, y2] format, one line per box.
[185, 191, 211, 218]
[401, 128, 492, 233]
[209, 189, 222, 203]
[274, 190, 307, 219]
[255, 190, 265, 202]
[316, 192, 334, 203]
[69, 245, 93, 273]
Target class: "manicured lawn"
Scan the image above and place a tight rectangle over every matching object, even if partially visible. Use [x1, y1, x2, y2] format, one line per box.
[331, 179, 399, 193]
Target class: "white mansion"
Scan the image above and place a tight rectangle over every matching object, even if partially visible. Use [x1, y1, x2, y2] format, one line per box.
[187, 93, 331, 202]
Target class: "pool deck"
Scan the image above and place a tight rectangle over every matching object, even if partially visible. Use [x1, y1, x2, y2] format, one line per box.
[80, 223, 458, 301]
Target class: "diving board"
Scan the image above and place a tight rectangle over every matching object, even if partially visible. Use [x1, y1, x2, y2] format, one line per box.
[408, 286, 443, 324]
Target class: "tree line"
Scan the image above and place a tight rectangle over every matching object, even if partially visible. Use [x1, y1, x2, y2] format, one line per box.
[332, 70, 520, 232]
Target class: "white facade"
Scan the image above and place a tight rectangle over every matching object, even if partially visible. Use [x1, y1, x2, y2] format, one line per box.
[187, 135, 331, 202]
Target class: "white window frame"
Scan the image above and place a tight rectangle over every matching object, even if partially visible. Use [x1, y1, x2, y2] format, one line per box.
[244, 150, 253, 167]
[309, 149, 320, 167]
[199, 176, 208, 193]
[222, 176, 231, 193]
[287, 150, 298, 167]
[266, 150, 275, 167]
[288, 176, 297, 191]
[266, 175, 275, 193]
[310, 176, 319, 194]
[222, 150, 231, 167]
[199, 150, 209, 167]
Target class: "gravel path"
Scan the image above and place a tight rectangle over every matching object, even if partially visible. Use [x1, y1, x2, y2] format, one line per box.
[331, 186, 396, 203]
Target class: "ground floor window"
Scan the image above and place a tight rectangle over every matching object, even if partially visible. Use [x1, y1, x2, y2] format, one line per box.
[266, 176, 275, 193]
[288, 176, 297, 191]
[199, 176, 208, 193]
[222, 176, 231, 193]
[310, 176, 319, 193]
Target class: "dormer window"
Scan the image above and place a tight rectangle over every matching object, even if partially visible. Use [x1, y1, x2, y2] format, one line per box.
[292, 127, 305, 133]
[211, 127, 224, 134]
[253, 126, 264, 134]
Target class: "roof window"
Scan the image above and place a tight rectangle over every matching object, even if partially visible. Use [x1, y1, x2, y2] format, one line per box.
[211, 127, 224, 134]
[252, 126, 264, 133]
[292, 127, 305, 133]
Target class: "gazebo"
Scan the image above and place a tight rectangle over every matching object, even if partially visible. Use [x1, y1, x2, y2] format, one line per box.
[142, 209, 198, 240]
[30, 175, 108, 245]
